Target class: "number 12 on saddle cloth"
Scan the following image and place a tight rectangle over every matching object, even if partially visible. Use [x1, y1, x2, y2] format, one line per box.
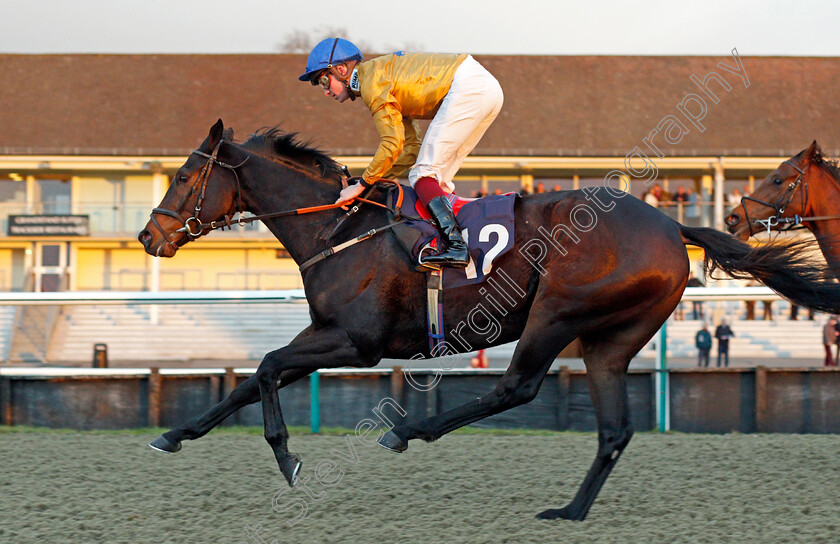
[398, 187, 517, 288]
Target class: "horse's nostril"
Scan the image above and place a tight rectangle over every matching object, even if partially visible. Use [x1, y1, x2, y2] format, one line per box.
[138, 230, 152, 245]
[725, 215, 740, 227]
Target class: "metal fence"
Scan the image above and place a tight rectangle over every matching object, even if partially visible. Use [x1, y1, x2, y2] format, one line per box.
[2, 366, 839, 433]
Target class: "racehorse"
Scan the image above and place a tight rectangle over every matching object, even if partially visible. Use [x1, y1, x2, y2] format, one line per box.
[726, 141, 840, 278]
[139, 120, 840, 521]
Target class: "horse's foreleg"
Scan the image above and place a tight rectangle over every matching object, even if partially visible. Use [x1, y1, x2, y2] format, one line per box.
[150, 327, 319, 453]
[255, 328, 369, 487]
[381, 319, 574, 451]
[149, 368, 314, 453]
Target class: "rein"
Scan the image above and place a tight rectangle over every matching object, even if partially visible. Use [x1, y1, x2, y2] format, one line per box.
[150, 139, 409, 269]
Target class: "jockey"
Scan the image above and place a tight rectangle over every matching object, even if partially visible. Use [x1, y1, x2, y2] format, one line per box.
[299, 37, 504, 268]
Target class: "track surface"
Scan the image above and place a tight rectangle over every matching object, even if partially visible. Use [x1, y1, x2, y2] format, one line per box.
[2, 430, 839, 543]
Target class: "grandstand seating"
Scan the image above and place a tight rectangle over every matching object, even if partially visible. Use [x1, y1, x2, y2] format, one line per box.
[47, 303, 313, 363]
[0, 305, 16, 362]
[662, 318, 825, 359]
[41, 301, 828, 364]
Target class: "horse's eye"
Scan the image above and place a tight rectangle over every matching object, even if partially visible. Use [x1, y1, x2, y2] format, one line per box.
[773, 178, 783, 185]
[178, 175, 188, 183]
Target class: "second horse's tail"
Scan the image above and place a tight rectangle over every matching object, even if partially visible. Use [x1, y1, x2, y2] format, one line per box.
[679, 224, 840, 314]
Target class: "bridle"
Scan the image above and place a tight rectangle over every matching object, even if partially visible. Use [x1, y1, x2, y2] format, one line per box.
[147, 138, 410, 269]
[740, 160, 809, 236]
[740, 159, 840, 236]
[148, 140, 249, 255]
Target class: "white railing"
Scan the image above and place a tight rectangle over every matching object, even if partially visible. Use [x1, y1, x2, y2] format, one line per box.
[0, 287, 778, 306]
[0, 289, 307, 306]
[682, 287, 779, 301]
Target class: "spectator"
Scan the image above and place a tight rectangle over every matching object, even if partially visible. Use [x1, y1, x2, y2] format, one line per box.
[762, 299, 773, 320]
[715, 319, 734, 367]
[685, 188, 701, 226]
[686, 272, 705, 319]
[835, 317, 840, 366]
[643, 188, 659, 208]
[744, 280, 757, 320]
[695, 323, 712, 367]
[789, 304, 815, 321]
[823, 317, 839, 366]
[534, 182, 546, 194]
[744, 301, 756, 320]
[674, 186, 689, 204]
[552, 184, 562, 192]
[653, 184, 672, 203]
[727, 189, 742, 208]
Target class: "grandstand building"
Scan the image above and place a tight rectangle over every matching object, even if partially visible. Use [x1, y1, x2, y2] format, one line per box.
[1, 53, 838, 293]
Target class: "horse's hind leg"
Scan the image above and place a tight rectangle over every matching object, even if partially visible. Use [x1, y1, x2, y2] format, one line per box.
[537, 316, 666, 521]
[380, 319, 577, 450]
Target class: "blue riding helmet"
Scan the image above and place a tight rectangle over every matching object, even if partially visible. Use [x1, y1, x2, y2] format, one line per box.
[298, 38, 363, 83]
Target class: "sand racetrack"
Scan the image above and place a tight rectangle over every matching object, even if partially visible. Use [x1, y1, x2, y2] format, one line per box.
[1, 429, 839, 543]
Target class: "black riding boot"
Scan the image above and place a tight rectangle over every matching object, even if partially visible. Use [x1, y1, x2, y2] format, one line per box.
[422, 196, 470, 268]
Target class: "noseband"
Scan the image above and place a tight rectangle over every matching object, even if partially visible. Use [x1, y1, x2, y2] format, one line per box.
[148, 140, 248, 254]
[740, 160, 808, 236]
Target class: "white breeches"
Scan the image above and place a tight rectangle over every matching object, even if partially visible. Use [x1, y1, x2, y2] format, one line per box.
[408, 55, 504, 194]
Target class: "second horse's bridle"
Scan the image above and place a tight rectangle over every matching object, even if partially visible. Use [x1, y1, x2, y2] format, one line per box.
[740, 160, 809, 236]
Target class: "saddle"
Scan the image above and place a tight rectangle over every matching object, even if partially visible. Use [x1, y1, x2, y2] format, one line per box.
[388, 185, 518, 288]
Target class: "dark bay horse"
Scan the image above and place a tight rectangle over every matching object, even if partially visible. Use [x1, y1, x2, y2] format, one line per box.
[726, 141, 840, 278]
[139, 120, 840, 521]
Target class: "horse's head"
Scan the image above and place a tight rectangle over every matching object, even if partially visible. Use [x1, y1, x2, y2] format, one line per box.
[139, 119, 244, 257]
[725, 141, 823, 240]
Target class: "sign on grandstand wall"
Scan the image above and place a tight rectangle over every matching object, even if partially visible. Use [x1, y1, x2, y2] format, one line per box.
[8, 215, 90, 236]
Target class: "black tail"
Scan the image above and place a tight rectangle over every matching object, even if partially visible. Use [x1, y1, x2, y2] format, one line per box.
[680, 225, 840, 314]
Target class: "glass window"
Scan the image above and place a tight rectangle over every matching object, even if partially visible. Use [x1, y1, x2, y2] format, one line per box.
[37, 179, 71, 214]
[0, 178, 27, 233]
[0, 179, 26, 204]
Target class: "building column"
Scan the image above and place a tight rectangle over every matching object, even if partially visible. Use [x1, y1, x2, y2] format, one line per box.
[25, 175, 36, 214]
[713, 159, 725, 231]
[700, 175, 713, 228]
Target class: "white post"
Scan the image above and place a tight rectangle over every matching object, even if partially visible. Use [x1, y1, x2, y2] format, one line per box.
[149, 171, 166, 325]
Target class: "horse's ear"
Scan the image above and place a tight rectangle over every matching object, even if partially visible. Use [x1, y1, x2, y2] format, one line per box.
[804, 140, 823, 166]
[222, 127, 235, 141]
[206, 119, 225, 150]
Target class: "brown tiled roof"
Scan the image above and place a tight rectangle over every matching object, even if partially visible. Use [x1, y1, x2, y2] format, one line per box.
[0, 54, 838, 157]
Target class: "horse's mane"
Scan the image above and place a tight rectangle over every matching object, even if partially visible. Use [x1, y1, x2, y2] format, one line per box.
[241, 126, 342, 178]
[817, 155, 840, 183]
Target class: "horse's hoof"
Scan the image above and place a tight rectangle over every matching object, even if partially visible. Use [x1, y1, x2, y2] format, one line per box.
[149, 434, 182, 453]
[278, 454, 302, 487]
[377, 430, 408, 453]
[536, 507, 583, 521]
